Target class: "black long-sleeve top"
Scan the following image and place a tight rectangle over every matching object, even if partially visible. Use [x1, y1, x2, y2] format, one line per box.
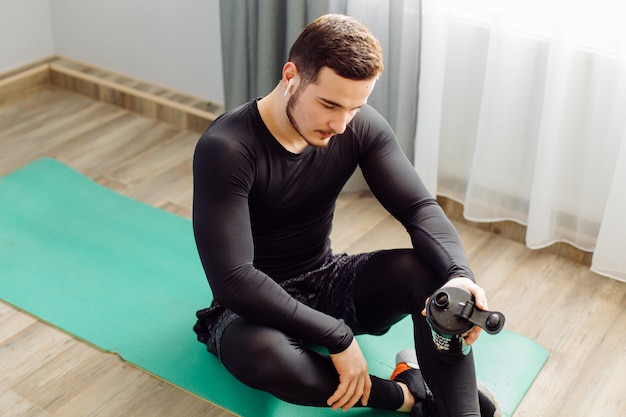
[192, 100, 474, 354]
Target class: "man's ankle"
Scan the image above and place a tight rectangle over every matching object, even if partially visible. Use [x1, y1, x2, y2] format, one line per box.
[395, 381, 414, 412]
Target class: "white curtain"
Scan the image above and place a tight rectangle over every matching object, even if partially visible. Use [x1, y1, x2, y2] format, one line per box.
[416, 0, 626, 282]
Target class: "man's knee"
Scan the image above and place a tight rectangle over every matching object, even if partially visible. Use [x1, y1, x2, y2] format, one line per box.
[355, 250, 441, 328]
[221, 323, 291, 389]
[363, 249, 440, 291]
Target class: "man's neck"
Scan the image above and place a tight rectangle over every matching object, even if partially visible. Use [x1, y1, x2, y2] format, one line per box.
[257, 87, 308, 154]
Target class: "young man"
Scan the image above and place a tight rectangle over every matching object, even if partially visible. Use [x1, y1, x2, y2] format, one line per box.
[192, 14, 500, 417]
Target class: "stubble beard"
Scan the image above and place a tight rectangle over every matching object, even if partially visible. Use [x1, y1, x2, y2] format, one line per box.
[286, 92, 330, 148]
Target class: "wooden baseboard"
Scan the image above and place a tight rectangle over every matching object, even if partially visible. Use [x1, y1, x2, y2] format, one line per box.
[0, 63, 51, 106]
[0, 56, 223, 133]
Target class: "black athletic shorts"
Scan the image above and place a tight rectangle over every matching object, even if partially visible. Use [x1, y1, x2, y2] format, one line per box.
[194, 252, 377, 358]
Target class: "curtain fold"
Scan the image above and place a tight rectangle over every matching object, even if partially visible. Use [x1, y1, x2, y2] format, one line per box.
[219, 0, 334, 111]
[592, 135, 626, 281]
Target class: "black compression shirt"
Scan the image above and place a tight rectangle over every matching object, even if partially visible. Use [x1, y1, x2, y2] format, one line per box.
[192, 100, 474, 353]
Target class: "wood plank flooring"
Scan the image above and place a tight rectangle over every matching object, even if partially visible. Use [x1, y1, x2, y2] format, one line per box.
[1, 87, 624, 417]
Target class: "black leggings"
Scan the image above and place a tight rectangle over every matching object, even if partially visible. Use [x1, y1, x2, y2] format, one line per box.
[219, 250, 480, 416]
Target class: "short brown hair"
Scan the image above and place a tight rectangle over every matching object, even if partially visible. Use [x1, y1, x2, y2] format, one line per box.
[288, 14, 384, 85]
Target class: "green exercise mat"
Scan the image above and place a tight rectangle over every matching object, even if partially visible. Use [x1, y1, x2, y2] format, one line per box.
[0, 158, 549, 417]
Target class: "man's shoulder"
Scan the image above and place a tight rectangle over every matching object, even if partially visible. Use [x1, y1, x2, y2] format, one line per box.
[205, 101, 256, 135]
[344, 104, 395, 147]
[197, 101, 259, 150]
[352, 104, 390, 128]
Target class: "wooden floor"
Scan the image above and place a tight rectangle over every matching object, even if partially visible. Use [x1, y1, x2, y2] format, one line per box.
[1, 86, 624, 417]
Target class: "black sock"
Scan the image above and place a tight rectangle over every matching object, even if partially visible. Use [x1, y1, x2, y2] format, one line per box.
[366, 375, 404, 410]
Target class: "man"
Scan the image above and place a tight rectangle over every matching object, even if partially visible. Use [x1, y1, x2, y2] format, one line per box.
[192, 14, 500, 417]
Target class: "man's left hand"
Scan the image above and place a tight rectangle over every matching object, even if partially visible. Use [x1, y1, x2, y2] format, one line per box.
[421, 276, 488, 346]
[327, 338, 372, 411]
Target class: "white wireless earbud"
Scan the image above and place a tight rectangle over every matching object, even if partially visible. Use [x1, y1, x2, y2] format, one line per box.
[283, 78, 295, 97]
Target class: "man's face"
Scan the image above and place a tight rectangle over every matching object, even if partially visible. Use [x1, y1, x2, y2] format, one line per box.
[286, 67, 376, 148]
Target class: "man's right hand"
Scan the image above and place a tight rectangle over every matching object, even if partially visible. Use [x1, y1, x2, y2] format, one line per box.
[327, 338, 372, 411]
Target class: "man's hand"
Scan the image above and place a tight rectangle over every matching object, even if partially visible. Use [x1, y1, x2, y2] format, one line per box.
[327, 338, 372, 411]
[421, 276, 488, 346]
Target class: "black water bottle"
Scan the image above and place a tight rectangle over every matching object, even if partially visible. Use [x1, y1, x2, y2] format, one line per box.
[426, 286, 505, 363]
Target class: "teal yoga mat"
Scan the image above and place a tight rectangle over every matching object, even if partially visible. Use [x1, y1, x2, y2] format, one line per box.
[0, 158, 548, 417]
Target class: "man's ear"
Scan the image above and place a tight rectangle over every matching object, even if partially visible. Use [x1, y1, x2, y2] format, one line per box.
[282, 62, 299, 84]
[283, 61, 300, 80]
[282, 62, 300, 96]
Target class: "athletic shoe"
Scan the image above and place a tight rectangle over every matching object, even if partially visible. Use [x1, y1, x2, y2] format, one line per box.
[477, 379, 502, 417]
[390, 349, 502, 417]
[390, 349, 437, 417]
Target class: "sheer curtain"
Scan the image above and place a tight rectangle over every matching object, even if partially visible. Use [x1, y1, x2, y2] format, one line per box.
[416, 0, 626, 282]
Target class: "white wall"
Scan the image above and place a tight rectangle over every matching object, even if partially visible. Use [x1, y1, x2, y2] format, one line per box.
[0, 0, 55, 72]
[0, 0, 224, 104]
[49, 0, 224, 103]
